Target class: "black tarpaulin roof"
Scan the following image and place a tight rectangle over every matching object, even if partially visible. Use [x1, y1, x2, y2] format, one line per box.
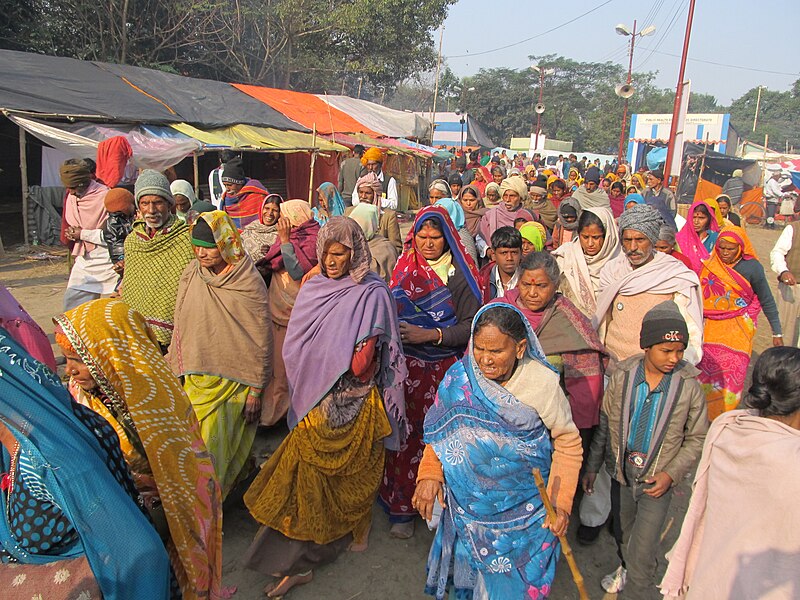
[93, 62, 307, 131]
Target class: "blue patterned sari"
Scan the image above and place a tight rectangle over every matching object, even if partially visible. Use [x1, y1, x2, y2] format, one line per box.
[423, 304, 561, 599]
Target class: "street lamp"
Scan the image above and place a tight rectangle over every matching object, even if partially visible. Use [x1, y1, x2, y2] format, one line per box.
[454, 86, 475, 152]
[531, 65, 555, 152]
[615, 21, 656, 164]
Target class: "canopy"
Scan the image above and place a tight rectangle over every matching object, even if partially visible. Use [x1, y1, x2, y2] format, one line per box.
[0, 49, 181, 123]
[424, 112, 495, 148]
[317, 95, 431, 139]
[233, 84, 381, 136]
[94, 62, 306, 131]
[170, 123, 347, 153]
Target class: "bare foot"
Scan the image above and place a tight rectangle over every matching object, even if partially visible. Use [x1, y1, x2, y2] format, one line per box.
[265, 572, 313, 598]
[389, 520, 415, 539]
[349, 526, 371, 552]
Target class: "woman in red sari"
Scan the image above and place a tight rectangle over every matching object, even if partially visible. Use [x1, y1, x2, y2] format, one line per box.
[378, 205, 481, 539]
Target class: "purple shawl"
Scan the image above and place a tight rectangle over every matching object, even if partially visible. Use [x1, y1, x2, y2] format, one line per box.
[283, 270, 408, 450]
[260, 218, 320, 272]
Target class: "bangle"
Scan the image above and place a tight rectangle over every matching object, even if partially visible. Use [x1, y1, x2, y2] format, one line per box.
[434, 328, 443, 346]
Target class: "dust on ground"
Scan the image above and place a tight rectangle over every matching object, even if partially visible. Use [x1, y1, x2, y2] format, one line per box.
[0, 225, 785, 600]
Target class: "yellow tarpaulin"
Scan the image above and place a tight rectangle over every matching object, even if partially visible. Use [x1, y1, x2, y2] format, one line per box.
[170, 123, 347, 153]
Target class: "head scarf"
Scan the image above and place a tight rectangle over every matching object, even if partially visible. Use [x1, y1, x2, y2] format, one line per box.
[170, 179, 197, 206]
[315, 215, 372, 283]
[429, 178, 453, 198]
[557, 196, 582, 231]
[0, 331, 170, 598]
[392, 206, 481, 361]
[260, 200, 319, 273]
[280, 199, 314, 227]
[435, 197, 466, 230]
[260, 193, 283, 223]
[632, 172, 646, 190]
[717, 225, 758, 261]
[704, 197, 726, 228]
[59, 161, 92, 188]
[53, 299, 222, 600]
[499, 176, 529, 207]
[484, 182, 502, 207]
[355, 172, 383, 203]
[0, 284, 56, 370]
[618, 204, 663, 246]
[190, 210, 245, 265]
[360, 147, 384, 166]
[519, 222, 545, 252]
[458, 184, 487, 236]
[625, 193, 646, 208]
[675, 199, 721, 273]
[350, 203, 380, 241]
[314, 182, 345, 225]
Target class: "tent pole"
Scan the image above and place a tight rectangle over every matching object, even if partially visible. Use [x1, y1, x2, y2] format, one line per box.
[19, 126, 29, 246]
[308, 124, 318, 205]
[193, 153, 200, 196]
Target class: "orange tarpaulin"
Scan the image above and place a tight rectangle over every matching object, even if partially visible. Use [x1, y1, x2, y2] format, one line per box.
[233, 84, 381, 137]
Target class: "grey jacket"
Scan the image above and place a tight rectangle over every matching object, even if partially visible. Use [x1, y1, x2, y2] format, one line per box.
[586, 355, 708, 486]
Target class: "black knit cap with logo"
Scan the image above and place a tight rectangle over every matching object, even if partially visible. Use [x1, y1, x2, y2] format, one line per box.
[640, 300, 689, 349]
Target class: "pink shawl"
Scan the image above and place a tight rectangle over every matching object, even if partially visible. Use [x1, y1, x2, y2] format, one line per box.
[0, 285, 57, 370]
[478, 205, 534, 244]
[675, 200, 720, 273]
[64, 179, 109, 255]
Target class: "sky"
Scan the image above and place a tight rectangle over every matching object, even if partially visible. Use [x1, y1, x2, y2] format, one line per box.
[440, 0, 798, 105]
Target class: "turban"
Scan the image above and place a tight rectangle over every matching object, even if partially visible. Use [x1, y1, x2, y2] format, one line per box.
[221, 157, 246, 184]
[103, 187, 135, 213]
[355, 172, 383, 202]
[429, 178, 452, 198]
[640, 300, 688, 349]
[525, 164, 536, 174]
[585, 166, 601, 184]
[134, 169, 174, 205]
[529, 186, 547, 197]
[499, 175, 529, 201]
[618, 204, 663, 246]
[59, 161, 92, 188]
[360, 147, 384, 166]
[732, 169, 743, 178]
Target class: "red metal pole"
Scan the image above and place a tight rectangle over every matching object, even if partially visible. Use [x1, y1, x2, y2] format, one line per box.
[534, 69, 544, 151]
[618, 20, 636, 164]
[662, 0, 696, 183]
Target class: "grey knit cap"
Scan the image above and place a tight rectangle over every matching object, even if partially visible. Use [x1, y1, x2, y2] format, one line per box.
[134, 170, 174, 205]
[618, 204, 663, 245]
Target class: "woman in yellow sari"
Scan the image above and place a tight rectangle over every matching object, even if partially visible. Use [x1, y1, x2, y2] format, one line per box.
[53, 299, 223, 600]
[168, 211, 272, 498]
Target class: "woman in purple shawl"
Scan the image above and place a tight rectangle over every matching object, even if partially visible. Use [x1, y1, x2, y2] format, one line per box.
[242, 217, 407, 598]
[479, 175, 534, 243]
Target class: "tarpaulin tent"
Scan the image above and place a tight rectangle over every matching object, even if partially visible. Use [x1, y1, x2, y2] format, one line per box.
[0, 49, 181, 122]
[422, 112, 495, 149]
[94, 62, 306, 131]
[317, 95, 431, 139]
[676, 142, 761, 207]
[234, 85, 381, 136]
[170, 123, 346, 153]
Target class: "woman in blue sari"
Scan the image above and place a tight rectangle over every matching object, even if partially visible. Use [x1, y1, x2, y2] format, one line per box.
[414, 304, 583, 599]
[313, 182, 346, 226]
[0, 328, 170, 599]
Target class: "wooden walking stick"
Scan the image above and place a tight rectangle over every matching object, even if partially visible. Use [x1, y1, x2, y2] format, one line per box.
[532, 468, 590, 600]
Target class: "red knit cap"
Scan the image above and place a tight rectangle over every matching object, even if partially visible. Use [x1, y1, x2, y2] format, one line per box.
[104, 188, 135, 213]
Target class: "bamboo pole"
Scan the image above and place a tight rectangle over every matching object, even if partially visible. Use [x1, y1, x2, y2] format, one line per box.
[19, 126, 29, 245]
[308, 124, 318, 205]
[532, 468, 589, 600]
[193, 153, 200, 196]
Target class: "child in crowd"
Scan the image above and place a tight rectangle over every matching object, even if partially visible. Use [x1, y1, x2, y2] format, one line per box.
[582, 301, 708, 599]
[478, 226, 522, 302]
[102, 187, 137, 277]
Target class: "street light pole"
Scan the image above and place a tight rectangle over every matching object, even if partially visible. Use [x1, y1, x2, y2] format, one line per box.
[535, 68, 544, 151]
[617, 20, 637, 164]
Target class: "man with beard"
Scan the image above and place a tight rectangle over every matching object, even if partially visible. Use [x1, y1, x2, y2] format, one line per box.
[575, 204, 703, 548]
[120, 170, 194, 351]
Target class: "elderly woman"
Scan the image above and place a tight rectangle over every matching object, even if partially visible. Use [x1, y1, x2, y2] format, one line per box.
[414, 304, 583, 599]
[661, 347, 800, 600]
[350, 203, 400, 282]
[242, 217, 406, 598]
[379, 205, 482, 539]
[53, 299, 222, 600]
[240, 193, 283, 263]
[348, 172, 402, 252]
[483, 181, 502, 207]
[0, 334, 171, 599]
[170, 179, 197, 221]
[655, 224, 693, 270]
[676, 199, 721, 273]
[551, 196, 582, 250]
[552, 207, 621, 318]
[168, 211, 272, 498]
[257, 200, 320, 425]
[490, 165, 505, 186]
[428, 179, 452, 204]
[313, 182, 345, 226]
[435, 197, 479, 264]
[527, 183, 558, 231]
[479, 176, 534, 244]
[698, 226, 783, 419]
[499, 251, 607, 441]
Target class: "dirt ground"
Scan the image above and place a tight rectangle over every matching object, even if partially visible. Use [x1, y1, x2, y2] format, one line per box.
[0, 225, 785, 600]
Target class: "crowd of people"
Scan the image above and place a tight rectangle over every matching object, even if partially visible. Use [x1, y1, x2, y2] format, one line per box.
[0, 143, 798, 600]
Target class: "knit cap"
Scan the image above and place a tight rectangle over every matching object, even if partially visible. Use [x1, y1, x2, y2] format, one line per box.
[585, 166, 601, 184]
[134, 170, 174, 205]
[640, 300, 688, 349]
[221, 157, 246, 184]
[104, 187, 135, 213]
[619, 204, 663, 245]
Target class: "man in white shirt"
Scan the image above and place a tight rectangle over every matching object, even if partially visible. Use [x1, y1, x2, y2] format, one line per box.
[351, 147, 398, 210]
[207, 150, 235, 209]
[770, 222, 800, 346]
[763, 164, 784, 230]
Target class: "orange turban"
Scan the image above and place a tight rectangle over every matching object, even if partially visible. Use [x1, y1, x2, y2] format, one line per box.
[360, 147, 384, 166]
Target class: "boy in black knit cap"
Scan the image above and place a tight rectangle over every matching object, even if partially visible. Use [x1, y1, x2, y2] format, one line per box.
[582, 300, 709, 599]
